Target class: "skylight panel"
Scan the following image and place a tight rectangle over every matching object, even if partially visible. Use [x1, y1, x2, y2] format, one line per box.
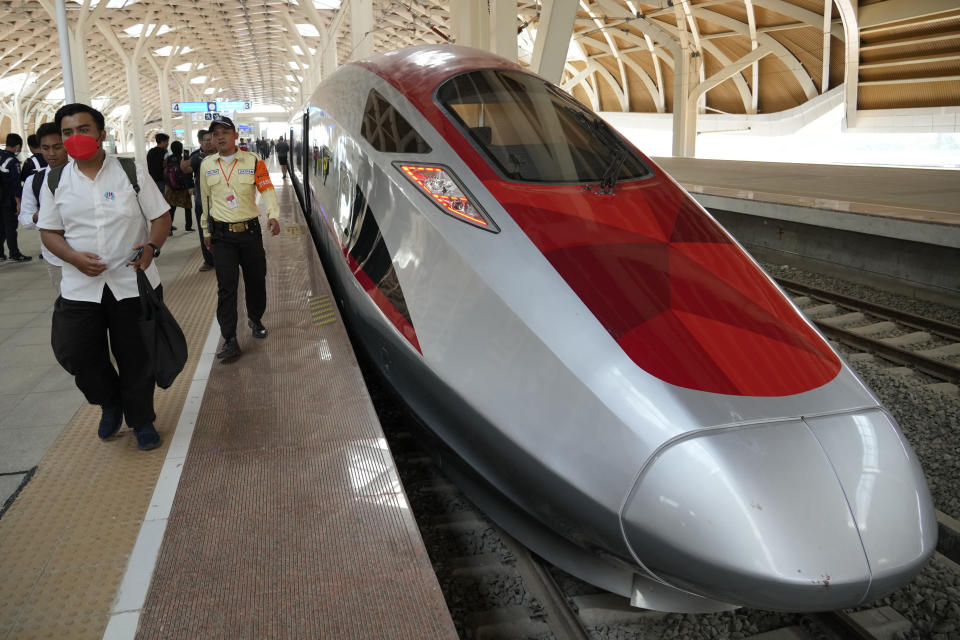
[296, 24, 320, 37]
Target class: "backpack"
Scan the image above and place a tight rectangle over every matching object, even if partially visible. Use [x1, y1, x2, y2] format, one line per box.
[32, 167, 47, 202]
[165, 161, 180, 189]
[47, 157, 139, 196]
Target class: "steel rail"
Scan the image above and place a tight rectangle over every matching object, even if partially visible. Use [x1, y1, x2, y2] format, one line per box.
[809, 610, 886, 640]
[498, 531, 593, 640]
[776, 277, 960, 341]
[813, 322, 960, 383]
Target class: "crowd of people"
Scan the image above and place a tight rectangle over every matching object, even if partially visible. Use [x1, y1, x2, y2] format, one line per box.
[2, 107, 291, 451]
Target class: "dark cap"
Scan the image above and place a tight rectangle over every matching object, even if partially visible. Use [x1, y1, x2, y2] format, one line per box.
[209, 114, 236, 131]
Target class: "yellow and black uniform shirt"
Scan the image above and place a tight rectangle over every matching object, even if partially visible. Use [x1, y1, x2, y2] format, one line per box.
[199, 150, 279, 237]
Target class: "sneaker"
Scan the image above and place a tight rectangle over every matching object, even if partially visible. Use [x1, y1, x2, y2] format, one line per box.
[10, 254, 31, 262]
[98, 405, 123, 439]
[216, 336, 241, 360]
[248, 319, 267, 339]
[198, 263, 214, 272]
[133, 424, 162, 451]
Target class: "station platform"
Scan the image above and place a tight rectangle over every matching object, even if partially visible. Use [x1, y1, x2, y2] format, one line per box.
[0, 169, 457, 639]
[653, 157, 960, 300]
[653, 157, 960, 239]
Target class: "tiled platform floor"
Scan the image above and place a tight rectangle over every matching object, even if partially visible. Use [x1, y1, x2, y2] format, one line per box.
[0, 169, 456, 640]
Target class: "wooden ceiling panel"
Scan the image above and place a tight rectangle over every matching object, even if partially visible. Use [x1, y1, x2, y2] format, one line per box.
[1, 0, 957, 138]
[859, 80, 960, 110]
[756, 54, 808, 112]
[769, 27, 824, 92]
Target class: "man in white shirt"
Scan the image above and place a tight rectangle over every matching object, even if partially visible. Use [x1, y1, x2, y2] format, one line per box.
[38, 103, 172, 451]
[19, 122, 68, 288]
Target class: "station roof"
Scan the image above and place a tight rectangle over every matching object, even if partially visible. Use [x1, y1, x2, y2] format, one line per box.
[1, 0, 958, 134]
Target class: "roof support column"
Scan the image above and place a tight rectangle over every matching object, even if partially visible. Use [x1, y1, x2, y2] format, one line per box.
[832, 0, 858, 128]
[673, 49, 697, 157]
[349, 0, 374, 60]
[54, 0, 76, 103]
[124, 61, 146, 163]
[157, 68, 172, 138]
[490, 0, 518, 62]
[11, 96, 24, 141]
[98, 20, 161, 163]
[449, 0, 489, 50]
[322, 41, 338, 82]
[530, 0, 578, 84]
[68, 31, 92, 105]
[821, 0, 832, 93]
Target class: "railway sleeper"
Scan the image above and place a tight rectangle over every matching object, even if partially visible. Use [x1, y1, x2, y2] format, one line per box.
[571, 592, 667, 626]
[819, 312, 866, 327]
[850, 321, 897, 336]
[918, 342, 960, 359]
[466, 606, 552, 640]
[881, 331, 932, 347]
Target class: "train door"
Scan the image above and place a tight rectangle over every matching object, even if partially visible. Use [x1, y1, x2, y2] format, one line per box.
[301, 111, 310, 220]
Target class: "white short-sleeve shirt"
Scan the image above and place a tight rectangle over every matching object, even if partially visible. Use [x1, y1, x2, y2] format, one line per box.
[38, 155, 170, 302]
[19, 171, 63, 267]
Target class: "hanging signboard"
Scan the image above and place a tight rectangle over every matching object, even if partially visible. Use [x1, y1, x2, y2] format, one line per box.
[172, 102, 218, 113]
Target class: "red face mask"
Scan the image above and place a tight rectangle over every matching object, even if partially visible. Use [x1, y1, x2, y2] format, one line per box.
[64, 134, 100, 161]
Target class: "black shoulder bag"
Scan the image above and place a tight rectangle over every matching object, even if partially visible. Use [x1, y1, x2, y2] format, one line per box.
[137, 269, 188, 389]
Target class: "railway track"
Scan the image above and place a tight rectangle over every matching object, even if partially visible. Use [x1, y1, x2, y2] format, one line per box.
[352, 283, 960, 640]
[370, 381, 960, 640]
[777, 277, 960, 385]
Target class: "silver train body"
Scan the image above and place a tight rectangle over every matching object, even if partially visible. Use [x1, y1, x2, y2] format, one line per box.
[289, 45, 936, 612]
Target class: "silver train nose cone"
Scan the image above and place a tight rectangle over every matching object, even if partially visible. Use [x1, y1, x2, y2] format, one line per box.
[620, 410, 936, 612]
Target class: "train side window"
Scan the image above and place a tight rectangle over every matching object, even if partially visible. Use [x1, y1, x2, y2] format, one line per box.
[361, 90, 432, 154]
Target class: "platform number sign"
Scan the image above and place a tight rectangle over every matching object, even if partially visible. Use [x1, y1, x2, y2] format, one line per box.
[173, 102, 217, 113]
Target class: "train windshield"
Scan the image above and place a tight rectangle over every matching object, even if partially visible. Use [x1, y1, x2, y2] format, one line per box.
[437, 69, 649, 184]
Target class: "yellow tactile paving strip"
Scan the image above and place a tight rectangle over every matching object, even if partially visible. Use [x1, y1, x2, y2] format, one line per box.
[0, 249, 217, 640]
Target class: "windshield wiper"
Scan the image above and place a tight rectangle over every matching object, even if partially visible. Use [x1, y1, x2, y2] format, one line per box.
[568, 107, 628, 193]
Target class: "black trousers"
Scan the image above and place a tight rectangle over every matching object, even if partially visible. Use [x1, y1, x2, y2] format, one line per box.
[195, 204, 214, 266]
[51, 285, 160, 428]
[212, 224, 267, 340]
[0, 206, 19, 257]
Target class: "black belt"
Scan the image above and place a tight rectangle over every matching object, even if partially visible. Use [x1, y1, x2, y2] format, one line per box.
[210, 217, 260, 233]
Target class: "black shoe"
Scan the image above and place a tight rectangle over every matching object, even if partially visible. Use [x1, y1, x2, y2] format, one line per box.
[248, 319, 267, 339]
[10, 254, 31, 262]
[185, 226, 193, 231]
[198, 263, 214, 272]
[98, 405, 123, 439]
[170, 226, 178, 231]
[0, 254, 6, 261]
[133, 424, 162, 451]
[216, 336, 241, 360]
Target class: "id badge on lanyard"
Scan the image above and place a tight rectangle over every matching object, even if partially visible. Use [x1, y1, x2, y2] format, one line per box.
[219, 158, 240, 209]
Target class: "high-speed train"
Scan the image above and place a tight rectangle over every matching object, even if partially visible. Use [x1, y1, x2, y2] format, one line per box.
[288, 44, 936, 613]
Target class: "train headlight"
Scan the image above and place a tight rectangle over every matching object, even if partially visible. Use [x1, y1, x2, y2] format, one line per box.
[395, 163, 499, 233]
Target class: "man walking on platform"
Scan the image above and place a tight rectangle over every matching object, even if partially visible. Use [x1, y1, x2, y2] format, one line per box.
[38, 103, 172, 451]
[1, 133, 31, 262]
[276, 136, 289, 180]
[19, 123, 68, 288]
[147, 133, 175, 233]
[188, 129, 216, 272]
[20, 133, 48, 187]
[200, 114, 280, 361]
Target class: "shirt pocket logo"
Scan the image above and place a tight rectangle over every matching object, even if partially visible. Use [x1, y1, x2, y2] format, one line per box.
[104, 191, 116, 200]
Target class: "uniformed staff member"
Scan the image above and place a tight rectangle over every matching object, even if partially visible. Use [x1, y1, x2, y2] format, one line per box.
[200, 114, 280, 361]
